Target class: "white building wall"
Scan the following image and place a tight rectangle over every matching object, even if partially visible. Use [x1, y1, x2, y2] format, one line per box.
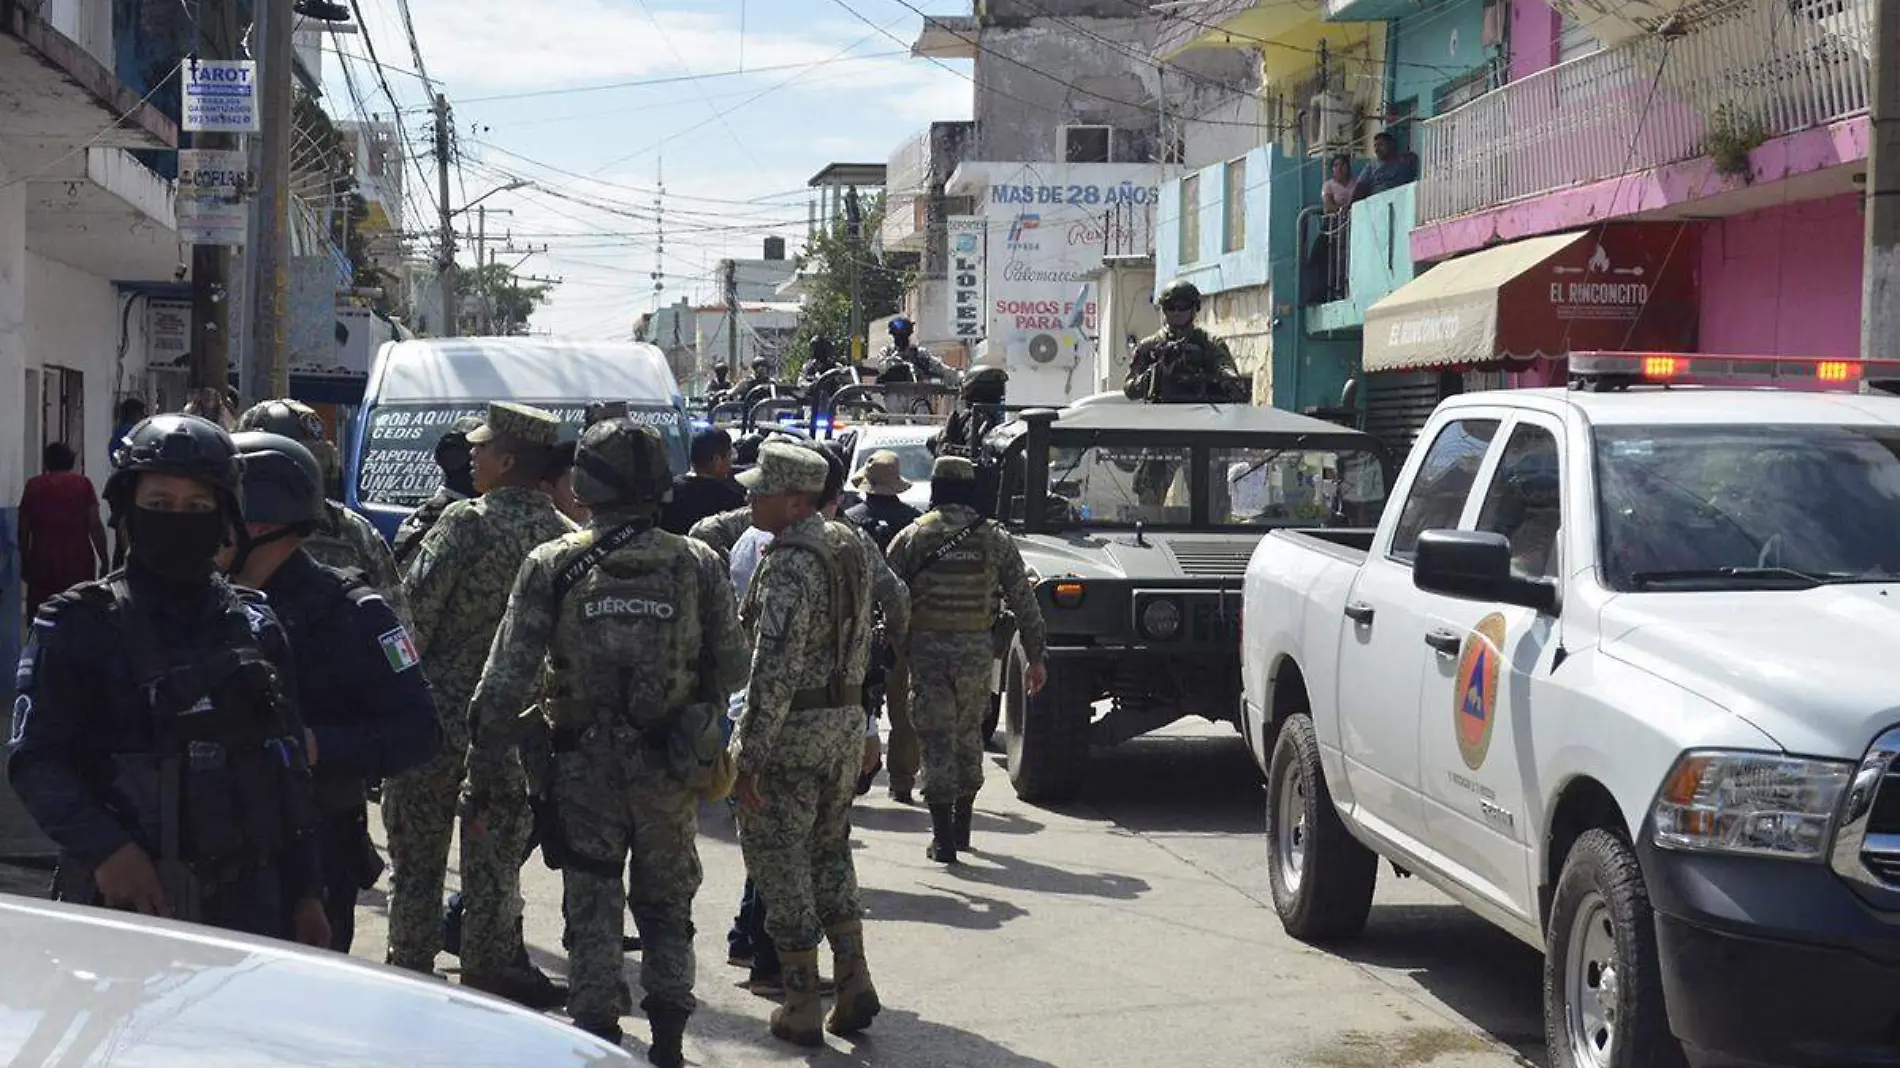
[23, 252, 150, 482]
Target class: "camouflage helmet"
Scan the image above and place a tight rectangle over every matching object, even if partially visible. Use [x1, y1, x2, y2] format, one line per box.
[962, 365, 1009, 403]
[571, 418, 673, 510]
[238, 398, 339, 492]
[1157, 278, 1202, 310]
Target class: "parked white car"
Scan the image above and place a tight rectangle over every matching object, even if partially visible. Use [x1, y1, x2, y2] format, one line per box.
[1240, 353, 1900, 1068]
[844, 425, 937, 512]
[0, 892, 634, 1065]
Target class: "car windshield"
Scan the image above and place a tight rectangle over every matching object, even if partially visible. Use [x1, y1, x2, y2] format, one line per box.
[1038, 440, 1385, 528]
[1595, 423, 1900, 590]
[356, 402, 688, 508]
[852, 440, 934, 483]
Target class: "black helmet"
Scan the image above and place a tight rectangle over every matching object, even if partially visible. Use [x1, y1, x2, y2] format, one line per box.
[1158, 279, 1202, 310]
[713, 362, 730, 374]
[962, 366, 1008, 403]
[105, 414, 244, 518]
[238, 398, 339, 491]
[571, 418, 673, 510]
[888, 317, 913, 337]
[810, 336, 835, 360]
[231, 431, 326, 528]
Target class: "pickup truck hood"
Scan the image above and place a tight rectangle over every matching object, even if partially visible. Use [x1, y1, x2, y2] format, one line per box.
[1016, 532, 1264, 582]
[1600, 585, 1900, 756]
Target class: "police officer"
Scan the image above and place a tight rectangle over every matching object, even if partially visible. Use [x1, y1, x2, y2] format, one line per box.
[224, 431, 443, 951]
[707, 361, 735, 402]
[7, 414, 329, 946]
[467, 420, 746, 1060]
[387, 402, 574, 1005]
[844, 451, 921, 802]
[237, 399, 408, 621]
[874, 317, 956, 384]
[393, 415, 484, 568]
[732, 442, 885, 1047]
[1125, 280, 1246, 403]
[886, 456, 1049, 863]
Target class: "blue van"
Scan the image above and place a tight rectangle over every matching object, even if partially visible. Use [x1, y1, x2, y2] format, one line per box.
[345, 338, 691, 540]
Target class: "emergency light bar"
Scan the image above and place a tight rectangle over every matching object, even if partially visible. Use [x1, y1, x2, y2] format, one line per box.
[1568, 351, 1900, 393]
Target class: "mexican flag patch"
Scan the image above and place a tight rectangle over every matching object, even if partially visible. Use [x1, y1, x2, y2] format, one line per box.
[379, 626, 421, 673]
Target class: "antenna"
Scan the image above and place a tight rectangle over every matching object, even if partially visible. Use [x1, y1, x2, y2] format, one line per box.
[651, 156, 666, 300]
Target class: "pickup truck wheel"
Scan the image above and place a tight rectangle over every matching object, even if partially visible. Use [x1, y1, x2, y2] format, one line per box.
[1266, 714, 1376, 941]
[1004, 653, 1089, 803]
[1543, 830, 1685, 1068]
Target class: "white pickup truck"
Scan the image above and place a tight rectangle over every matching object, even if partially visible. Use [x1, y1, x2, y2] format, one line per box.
[1240, 353, 1900, 1068]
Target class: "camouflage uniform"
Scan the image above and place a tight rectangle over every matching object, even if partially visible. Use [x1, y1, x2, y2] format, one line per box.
[1123, 325, 1243, 402]
[886, 458, 1047, 857]
[385, 404, 576, 981]
[686, 505, 754, 565]
[467, 421, 747, 1051]
[732, 443, 883, 1045]
[393, 485, 470, 567]
[305, 499, 410, 624]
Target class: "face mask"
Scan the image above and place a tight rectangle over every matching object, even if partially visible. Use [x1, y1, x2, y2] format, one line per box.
[127, 506, 228, 581]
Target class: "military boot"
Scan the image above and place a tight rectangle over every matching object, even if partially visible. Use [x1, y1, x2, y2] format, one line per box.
[925, 804, 958, 864]
[641, 995, 689, 1068]
[824, 920, 881, 1037]
[572, 1017, 624, 1046]
[953, 797, 975, 852]
[462, 964, 568, 1010]
[769, 949, 826, 1047]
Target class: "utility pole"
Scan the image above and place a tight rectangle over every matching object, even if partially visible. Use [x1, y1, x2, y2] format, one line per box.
[245, 0, 293, 404]
[189, 0, 244, 415]
[845, 186, 863, 362]
[434, 93, 457, 337]
[725, 258, 739, 374]
[476, 205, 487, 335]
[1864, 0, 1900, 359]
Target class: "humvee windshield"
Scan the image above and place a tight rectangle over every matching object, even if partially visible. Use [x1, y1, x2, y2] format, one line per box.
[1029, 437, 1387, 529]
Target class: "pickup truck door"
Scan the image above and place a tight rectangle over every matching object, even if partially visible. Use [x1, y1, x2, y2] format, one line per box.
[1334, 415, 1504, 848]
[1414, 411, 1563, 924]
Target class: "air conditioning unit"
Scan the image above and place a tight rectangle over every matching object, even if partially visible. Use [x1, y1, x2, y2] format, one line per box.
[1062, 125, 1113, 164]
[1305, 91, 1356, 155]
[1006, 328, 1083, 371]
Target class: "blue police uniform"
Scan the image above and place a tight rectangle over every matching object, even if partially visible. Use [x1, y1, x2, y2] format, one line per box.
[7, 566, 323, 938]
[259, 550, 442, 951]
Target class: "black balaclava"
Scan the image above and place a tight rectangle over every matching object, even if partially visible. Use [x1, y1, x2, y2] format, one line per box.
[126, 506, 228, 583]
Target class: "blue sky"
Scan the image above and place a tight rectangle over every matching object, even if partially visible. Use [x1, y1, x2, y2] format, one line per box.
[320, 0, 974, 337]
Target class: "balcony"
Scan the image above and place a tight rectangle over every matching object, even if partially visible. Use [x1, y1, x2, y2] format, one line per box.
[1306, 181, 1418, 334]
[1417, 0, 1872, 225]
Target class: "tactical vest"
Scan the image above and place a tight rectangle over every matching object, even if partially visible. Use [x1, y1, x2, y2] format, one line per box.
[108, 581, 307, 883]
[906, 513, 998, 633]
[544, 526, 701, 735]
[762, 518, 869, 708]
[271, 568, 382, 813]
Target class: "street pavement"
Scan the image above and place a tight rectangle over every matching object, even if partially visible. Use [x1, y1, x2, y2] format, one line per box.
[340, 719, 1547, 1068]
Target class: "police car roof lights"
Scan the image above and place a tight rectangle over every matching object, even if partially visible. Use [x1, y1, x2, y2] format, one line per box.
[1568, 351, 1900, 394]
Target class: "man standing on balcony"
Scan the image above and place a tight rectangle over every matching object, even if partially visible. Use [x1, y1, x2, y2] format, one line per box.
[1355, 131, 1419, 199]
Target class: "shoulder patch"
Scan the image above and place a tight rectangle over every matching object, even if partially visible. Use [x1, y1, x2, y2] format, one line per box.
[377, 625, 422, 673]
[9, 693, 30, 746]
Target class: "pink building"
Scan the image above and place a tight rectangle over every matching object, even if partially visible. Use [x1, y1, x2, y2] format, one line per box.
[1372, 0, 1871, 393]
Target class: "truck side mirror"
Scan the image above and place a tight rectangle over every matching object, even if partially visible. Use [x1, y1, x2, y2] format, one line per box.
[1413, 530, 1560, 615]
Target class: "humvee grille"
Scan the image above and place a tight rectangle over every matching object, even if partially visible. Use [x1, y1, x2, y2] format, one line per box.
[1166, 541, 1256, 578]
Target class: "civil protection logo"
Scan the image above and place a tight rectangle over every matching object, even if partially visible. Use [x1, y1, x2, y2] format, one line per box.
[1454, 613, 1508, 770]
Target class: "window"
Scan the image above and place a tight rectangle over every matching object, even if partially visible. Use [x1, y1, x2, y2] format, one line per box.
[1475, 424, 1562, 578]
[1389, 418, 1500, 559]
[1046, 443, 1195, 526]
[1222, 157, 1248, 254]
[1212, 446, 1387, 528]
[1179, 174, 1201, 265]
[1063, 125, 1112, 163]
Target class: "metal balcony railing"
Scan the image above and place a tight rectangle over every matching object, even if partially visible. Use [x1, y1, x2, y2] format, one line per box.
[1417, 0, 1873, 224]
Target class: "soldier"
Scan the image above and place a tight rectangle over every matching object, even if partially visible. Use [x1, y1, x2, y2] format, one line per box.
[686, 504, 756, 567]
[225, 431, 443, 951]
[393, 415, 484, 568]
[927, 366, 1008, 461]
[844, 452, 922, 803]
[874, 317, 956, 384]
[8, 415, 328, 945]
[706, 361, 735, 403]
[1124, 280, 1246, 403]
[237, 399, 408, 621]
[886, 456, 1049, 863]
[467, 420, 746, 1061]
[732, 442, 884, 1047]
[385, 402, 574, 1006]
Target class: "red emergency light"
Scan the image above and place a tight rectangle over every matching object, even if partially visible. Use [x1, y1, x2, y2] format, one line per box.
[1568, 352, 1900, 393]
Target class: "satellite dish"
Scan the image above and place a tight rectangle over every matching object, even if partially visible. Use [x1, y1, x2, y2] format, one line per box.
[1028, 333, 1059, 364]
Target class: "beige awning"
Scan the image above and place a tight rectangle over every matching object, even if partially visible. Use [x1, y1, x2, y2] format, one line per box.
[1362, 233, 1586, 373]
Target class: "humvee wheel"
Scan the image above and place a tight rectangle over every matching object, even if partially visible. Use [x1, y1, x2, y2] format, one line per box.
[1004, 650, 1091, 803]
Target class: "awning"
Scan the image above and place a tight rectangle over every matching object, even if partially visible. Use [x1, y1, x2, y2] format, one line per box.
[1362, 223, 1700, 373]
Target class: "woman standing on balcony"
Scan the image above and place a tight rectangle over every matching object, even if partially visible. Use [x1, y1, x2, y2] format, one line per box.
[1306, 154, 1356, 304]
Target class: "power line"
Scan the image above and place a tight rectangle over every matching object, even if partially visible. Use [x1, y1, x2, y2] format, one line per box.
[631, 0, 767, 171]
[453, 50, 912, 104]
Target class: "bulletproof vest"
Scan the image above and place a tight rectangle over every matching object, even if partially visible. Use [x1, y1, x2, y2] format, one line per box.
[767, 519, 870, 696]
[546, 527, 701, 734]
[271, 567, 380, 812]
[303, 501, 368, 575]
[392, 494, 448, 564]
[108, 581, 302, 878]
[845, 500, 910, 554]
[905, 513, 998, 633]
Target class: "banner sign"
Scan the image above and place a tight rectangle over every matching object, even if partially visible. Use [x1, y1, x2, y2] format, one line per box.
[175, 148, 251, 246]
[183, 60, 260, 133]
[946, 216, 986, 341]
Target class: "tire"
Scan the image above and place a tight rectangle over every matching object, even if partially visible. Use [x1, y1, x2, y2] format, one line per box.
[1266, 714, 1377, 941]
[1543, 830, 1685, 1068]
[1004, 651, 1090, 803]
